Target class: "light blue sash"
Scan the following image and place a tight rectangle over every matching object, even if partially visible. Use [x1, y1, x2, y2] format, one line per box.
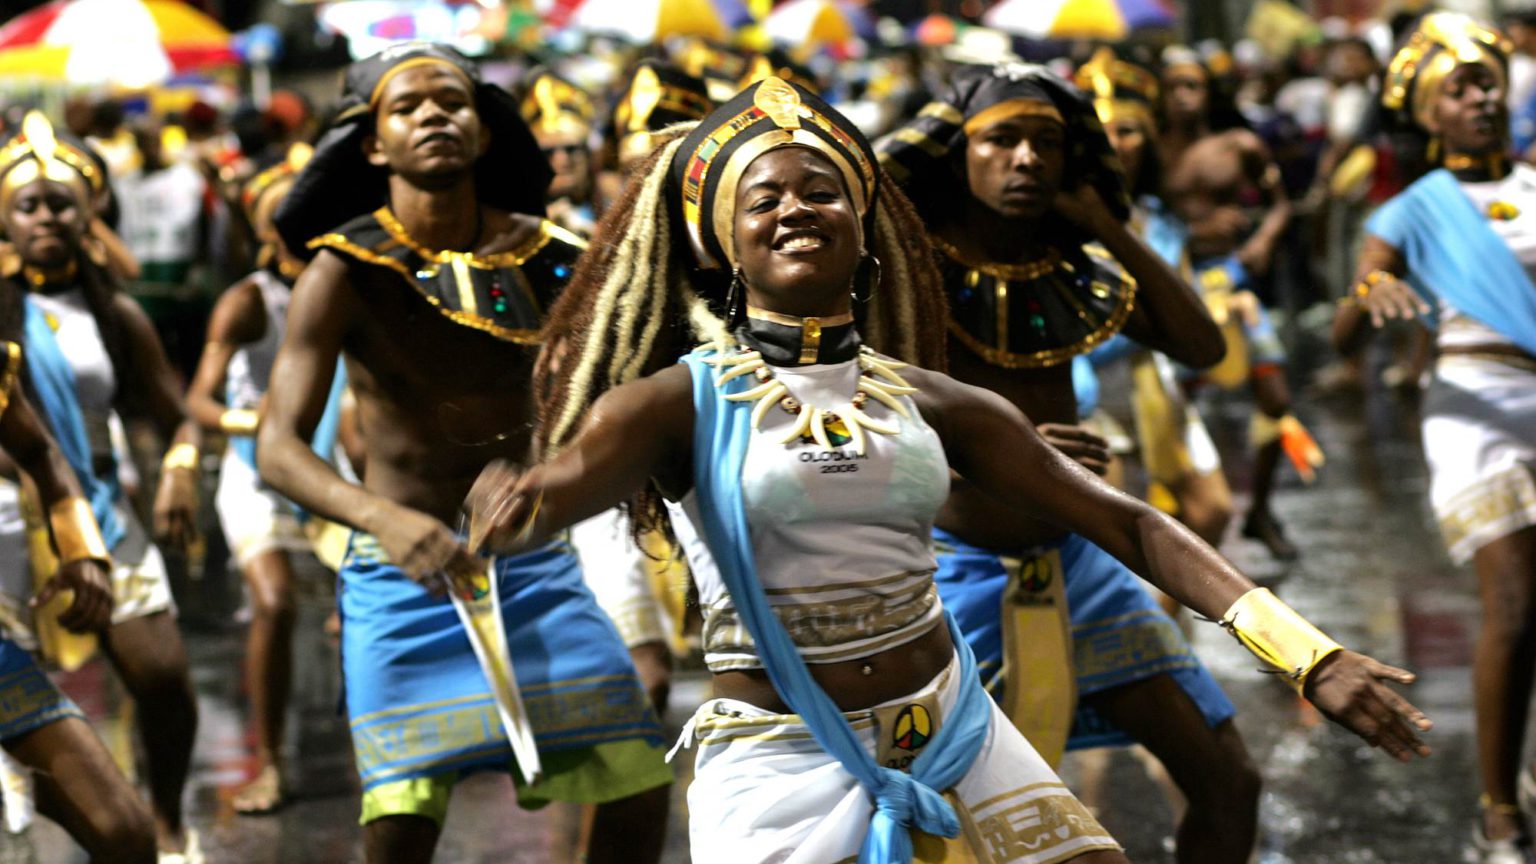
[1366, 168, 1536, 356]
[22, 298, 124, 549]
[683, 347, 990, 863]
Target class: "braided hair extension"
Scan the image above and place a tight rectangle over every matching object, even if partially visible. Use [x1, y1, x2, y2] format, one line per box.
[536, 132, 949, 535]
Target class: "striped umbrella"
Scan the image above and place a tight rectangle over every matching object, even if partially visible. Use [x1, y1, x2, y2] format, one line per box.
[549, 0, 728, 42]
[763, 0, 872, 48]
[981, 0, 1174, 41]
[0, 0, 238, 87]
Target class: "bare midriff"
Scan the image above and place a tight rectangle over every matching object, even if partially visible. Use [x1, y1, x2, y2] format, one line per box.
[711, 619, 954, 713]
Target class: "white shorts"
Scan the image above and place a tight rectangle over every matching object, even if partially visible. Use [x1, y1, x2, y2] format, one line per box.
[679, 653, 1121, 863]
[1423, 355, 1536, 564]
[214, 450, 307, 568]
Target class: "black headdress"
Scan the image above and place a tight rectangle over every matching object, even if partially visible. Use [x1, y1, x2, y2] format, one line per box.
[275, 42, 551, 259]
[875, 62, 1130, 228]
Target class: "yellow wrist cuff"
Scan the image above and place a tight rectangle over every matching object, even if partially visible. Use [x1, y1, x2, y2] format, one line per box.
[47, 497, 111, 566]
[162, 442, 198, 473]
[1220, 587, 1343, 694]
[220, 409, 260, 436]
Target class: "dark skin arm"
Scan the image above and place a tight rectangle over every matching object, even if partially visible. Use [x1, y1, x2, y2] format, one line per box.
[1234, 132, 1291, 277]
[113, 293, 201, 549]
[470, 362, 1433, 762]
[1, 390, 112, 632]
[256, 251, 478, 591]
[1332, 236, 1429, 355]
[1057, 186, 1225, 369]
[185, 279, 267, 435]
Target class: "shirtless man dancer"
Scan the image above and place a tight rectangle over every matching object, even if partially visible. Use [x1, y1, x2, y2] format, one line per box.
[258, 43, 670, 864]
[1160, 47, 1305, 560]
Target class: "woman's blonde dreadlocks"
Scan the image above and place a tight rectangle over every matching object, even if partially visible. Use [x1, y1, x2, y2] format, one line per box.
[535, 126, 949, 532]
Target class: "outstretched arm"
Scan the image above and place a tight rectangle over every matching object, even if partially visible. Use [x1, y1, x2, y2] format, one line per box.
[465, 365, 694, 554]
[922, 369, 1433, 761]
[1056, 186, 1225, 368]
[1, 386, 112, 632]
[1332, 236, 1427, 355]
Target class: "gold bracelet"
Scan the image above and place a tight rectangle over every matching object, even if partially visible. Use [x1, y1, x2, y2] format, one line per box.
[1346, 269, 1395, 304]
[161, 442, 198, 473]
[47, 497, 111, 566]
[220, 409, 259, 436]
[1219, 588, 1343, 694]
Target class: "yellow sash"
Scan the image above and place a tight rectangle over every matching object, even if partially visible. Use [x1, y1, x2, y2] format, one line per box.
[998, 548, 1075, 767]
[449, 562, 543, 786]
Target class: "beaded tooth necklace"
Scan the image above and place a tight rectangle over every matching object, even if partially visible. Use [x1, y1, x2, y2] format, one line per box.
[708, 341, 919, 456]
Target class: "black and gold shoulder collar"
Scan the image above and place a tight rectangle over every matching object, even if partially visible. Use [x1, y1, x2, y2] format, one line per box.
[936, 238, 1135, 369]
[308, 208, 586, 344]
[0, 341, 21, 419]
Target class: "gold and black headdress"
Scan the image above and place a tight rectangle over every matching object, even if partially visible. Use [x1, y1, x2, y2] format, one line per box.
[612, 60, 713, 168]
[0, 111, 102, 213]
[1075, 47, 1160, 133]
[670, 75, 878, 271]
[520, 68, 596, 141]
[875, 62, 1130, 225]
[1383, 12, 1511, 132]
[275, 42, 551, 258]
[242, 143, 313, 276]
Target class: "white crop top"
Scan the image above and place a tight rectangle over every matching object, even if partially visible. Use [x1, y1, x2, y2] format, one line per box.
[1446, 166, 1536, 350]
[26, 289, 116, 459]
[678, 354, 952, 672]
[225, 270, 289, 412]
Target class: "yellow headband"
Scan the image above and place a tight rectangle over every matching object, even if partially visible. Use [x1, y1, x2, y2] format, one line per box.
[1384, 13, 1511, 131]
[0, 112, 94, 215]
[680, 77, 874, 270]
[961, 98, 1065, 138]
[368, 57, 475, 111]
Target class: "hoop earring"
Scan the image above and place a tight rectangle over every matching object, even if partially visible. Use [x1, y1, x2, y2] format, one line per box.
[852, 252, 881, 304]
[0, 242, 17, 279]
[726, 266, 746, 326]
[1426, 135, 1441, 165]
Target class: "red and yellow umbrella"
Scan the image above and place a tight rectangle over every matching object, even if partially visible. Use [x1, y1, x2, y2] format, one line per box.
[0, 0, 239, 86]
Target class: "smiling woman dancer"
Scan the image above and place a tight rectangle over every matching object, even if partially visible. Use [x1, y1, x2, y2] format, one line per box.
[1334, 14, 1536, 863]
[467, 77, 1434, 863]
[0, 113, 201, 862]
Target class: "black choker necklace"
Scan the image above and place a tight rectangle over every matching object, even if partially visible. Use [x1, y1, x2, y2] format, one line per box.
[739, 306, 860, 366]
[1445, 151, 1510, 181]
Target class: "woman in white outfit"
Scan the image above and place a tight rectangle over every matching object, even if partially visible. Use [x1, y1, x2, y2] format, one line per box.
[470, 78, 1433, 863]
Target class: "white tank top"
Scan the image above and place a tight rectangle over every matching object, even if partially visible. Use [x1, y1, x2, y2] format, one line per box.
[679, 354, 952, 672]
[26, 288, 116, 460]
[225, 270, 289, 411]
[1447, 166, 1536, 350]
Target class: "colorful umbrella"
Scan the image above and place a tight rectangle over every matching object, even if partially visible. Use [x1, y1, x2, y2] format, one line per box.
[0, 0, 238, 87]
[981, 0, 1173, 41]
[553, 0, 727, 43]
[763, 0, 870, 48]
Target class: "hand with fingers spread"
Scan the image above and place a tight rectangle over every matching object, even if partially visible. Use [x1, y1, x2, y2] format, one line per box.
[374, 503, 480, 597]
[1303, 650, 1434, 762]
[1036, 423, 1111, 476]
[465, 459, 545, 556]
[1354, 272, 1431, 329]
[33, 559, 113, 633]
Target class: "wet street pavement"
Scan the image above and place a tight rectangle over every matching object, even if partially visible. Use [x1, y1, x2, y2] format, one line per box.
[4, 338, 1492, 863]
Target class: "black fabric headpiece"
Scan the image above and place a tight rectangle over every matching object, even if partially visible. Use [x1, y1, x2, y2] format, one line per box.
[275, 42, 551, 259]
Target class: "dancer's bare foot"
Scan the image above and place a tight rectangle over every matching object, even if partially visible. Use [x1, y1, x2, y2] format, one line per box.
[232, 764, 286, 815]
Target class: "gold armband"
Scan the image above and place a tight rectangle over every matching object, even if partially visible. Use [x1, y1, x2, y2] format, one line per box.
[161, 442, 199, 473]
[1219, 588, 1343, 694]
[220, 409, 260, 436]
[47, 497, 111, 566]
